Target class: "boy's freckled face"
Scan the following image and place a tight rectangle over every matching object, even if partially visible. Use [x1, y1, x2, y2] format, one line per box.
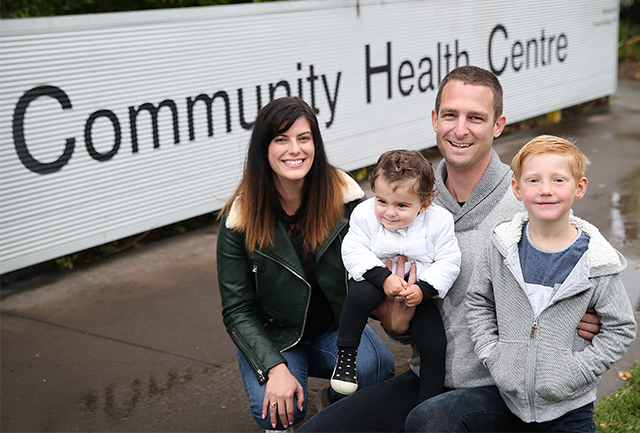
[512, 153, 587, 224]
[373, 178, 427, 231]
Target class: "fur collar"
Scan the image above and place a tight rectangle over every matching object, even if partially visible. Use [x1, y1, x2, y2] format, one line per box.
[225, 171, 364, 229]
[494, 212, 621, 268]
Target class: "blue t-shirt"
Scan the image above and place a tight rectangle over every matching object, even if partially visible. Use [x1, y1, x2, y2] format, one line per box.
[518, 222, 589, 315]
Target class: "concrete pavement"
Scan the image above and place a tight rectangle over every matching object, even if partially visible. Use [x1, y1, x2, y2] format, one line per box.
[2, 79, 639, 432]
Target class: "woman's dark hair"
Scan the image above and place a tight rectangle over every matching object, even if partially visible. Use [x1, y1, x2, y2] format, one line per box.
[221, 96, 347, 252]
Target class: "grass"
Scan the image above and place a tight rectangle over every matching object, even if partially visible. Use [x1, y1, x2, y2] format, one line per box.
[595, 360, 640, 432]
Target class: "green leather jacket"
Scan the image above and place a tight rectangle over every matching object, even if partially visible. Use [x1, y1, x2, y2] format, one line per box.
[217, 173, 365, 384]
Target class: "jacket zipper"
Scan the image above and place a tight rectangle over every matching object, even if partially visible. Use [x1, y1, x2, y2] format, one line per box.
[231, 329, 266, 383]
[251, 263, 259, 298]
[527, 316, 539, 421]
[255, 252, 312, 352]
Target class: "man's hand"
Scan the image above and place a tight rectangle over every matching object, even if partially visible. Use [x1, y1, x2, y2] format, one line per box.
[577, 308, 601, 340]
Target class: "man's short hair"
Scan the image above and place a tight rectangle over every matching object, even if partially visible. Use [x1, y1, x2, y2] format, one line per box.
[435, 66, 503, 122]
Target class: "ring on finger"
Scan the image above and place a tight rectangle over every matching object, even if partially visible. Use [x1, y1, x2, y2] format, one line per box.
[270, 402, 277, 408]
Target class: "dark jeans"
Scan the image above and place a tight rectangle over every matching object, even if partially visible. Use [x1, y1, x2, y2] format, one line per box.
[298, 369, 421, 432]
[406, 387, 595, 432]
[512, 403, 596, 433]
[299, 369, 595, 433]
[337, 279, 446, 401]
[298, 371, 519, 432]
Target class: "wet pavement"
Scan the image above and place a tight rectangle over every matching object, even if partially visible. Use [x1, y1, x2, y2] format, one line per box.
[1, 79, 639, 433]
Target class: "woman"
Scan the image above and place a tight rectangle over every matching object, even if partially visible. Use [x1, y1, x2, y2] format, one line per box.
[217, 97, 395, 431]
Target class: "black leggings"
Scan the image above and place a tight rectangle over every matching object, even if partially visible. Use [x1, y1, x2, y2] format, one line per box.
[337, 278, 446, 402]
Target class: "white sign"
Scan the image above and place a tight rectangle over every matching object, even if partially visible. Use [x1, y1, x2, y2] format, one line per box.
[0, 0, 619, 273]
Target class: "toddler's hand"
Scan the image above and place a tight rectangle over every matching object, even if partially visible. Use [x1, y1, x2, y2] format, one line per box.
[400, 284, 423, 307]
[382, 274, 408, 298]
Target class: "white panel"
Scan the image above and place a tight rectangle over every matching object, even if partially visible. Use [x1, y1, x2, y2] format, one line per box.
[0, 0, 619, 273]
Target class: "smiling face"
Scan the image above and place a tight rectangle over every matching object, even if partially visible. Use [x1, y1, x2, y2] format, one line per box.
[432, 80, 506, 174]
[373, 178, 428, 231]
[512, 153, 587, 225]
[267, 116, 315, 189]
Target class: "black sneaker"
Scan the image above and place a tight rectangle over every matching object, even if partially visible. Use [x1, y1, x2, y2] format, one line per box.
[330, 347, 358, 395]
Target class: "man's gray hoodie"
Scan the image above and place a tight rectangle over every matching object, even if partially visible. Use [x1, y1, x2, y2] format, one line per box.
[466, 212, 636, 423]
[388, 150, 524, 389]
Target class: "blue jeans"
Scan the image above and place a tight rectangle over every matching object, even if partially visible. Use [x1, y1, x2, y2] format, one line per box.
[237, 324, 395, 430]
[405, 385, 519, 432]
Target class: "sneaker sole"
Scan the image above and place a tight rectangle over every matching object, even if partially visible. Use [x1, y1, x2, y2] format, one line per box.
[330, 378, 358, 395]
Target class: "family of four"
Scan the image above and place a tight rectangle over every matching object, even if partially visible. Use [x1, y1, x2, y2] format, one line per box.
[217, 65, 636, 433]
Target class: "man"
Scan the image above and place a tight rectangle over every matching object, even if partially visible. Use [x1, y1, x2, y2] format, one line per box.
[297, 66, 601, 432]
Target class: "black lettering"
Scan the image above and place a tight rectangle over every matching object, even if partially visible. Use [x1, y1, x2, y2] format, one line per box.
[321, 72, 341, 128]
[455, 40, 469, 67]
[297, 63, 304, 98]
[437, 43, 441, 83]
[540, 29, 546, 66]
[488, 24, 508, 76]
[443, 43, 452, 74]
[238, 86, 262, 130]
[12, 85, 75, 174]
[269, 80, 291, 100]
[187, 91, 231, 141]
[84, 110, 121, 161]
[365, 42, 392, 103]
[526, 38, 538, 69]
[398, 60, 414, 96]
[129, 100, 180, 153]
[307, 65, 320, 114]
[511, 41, 523, 71]
[418, 57, 434, 92]
[557, 34, 568, 62]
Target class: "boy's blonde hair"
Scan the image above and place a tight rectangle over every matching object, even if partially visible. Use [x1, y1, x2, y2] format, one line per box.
[512, 135, 590, 185]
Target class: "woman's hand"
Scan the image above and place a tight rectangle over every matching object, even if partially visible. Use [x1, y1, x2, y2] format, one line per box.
[262, 363, 304, 429]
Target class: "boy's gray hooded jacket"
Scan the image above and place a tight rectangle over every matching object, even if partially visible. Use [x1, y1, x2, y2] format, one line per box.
[466, 212, 636, 423]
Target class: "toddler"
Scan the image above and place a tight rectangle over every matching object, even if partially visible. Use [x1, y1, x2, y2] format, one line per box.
[331, 149, 461, 402]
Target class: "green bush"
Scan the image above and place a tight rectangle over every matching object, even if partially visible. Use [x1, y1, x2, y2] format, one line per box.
[1, 0, 276, 19]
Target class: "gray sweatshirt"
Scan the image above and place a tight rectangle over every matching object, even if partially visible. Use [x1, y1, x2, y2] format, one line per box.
[466, 212, 636, 423]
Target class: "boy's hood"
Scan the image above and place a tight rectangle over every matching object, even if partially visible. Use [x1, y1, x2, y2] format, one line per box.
[494, 212, 624, 271]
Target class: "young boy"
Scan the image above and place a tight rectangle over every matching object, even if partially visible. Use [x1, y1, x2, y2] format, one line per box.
[331, 150, 461, 402]
[466, 135, 637, 432]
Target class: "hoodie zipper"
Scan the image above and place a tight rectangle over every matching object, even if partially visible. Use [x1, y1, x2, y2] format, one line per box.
[527, 316, 539, 421]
